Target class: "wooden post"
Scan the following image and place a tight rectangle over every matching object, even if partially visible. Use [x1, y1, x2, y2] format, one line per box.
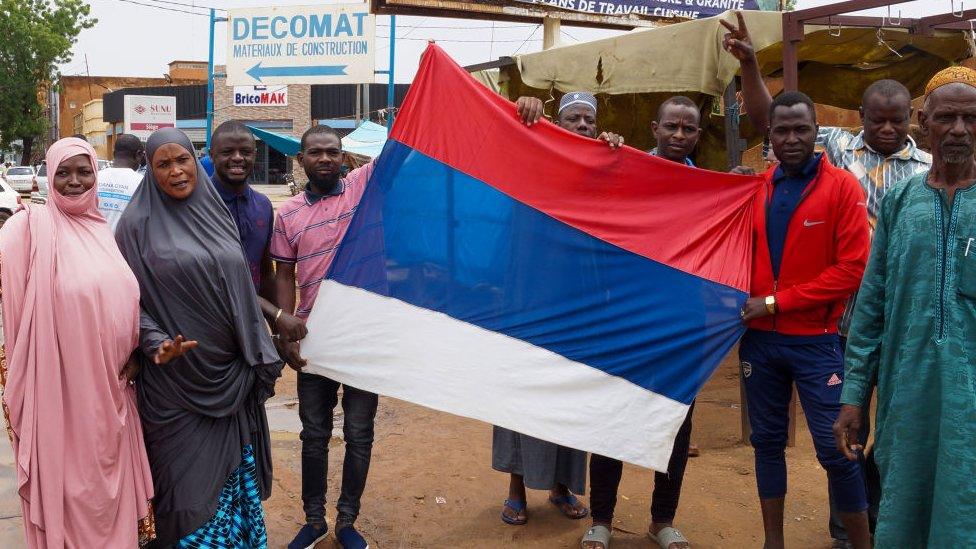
[543, 17, 561, 50]
[782, 11, 801, 92]
[722, 80, 747, 171]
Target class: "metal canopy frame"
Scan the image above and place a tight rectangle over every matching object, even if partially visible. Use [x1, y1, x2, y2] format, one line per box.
[369, 0, 663, 30]
[783, 0, 976, 90]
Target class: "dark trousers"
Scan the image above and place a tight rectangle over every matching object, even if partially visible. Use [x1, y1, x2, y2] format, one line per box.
[739, 332, 867, 513]
[829, 337, 880, 540]
[298, 372, 378, 528]
[590, 401, 695, 524]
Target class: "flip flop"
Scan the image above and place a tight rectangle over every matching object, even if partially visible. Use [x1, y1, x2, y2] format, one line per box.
[652, 526, 690, 549]
[549, 493, 590, 519]
[501, 499, 527, 525]
[581, 525, 612, 549]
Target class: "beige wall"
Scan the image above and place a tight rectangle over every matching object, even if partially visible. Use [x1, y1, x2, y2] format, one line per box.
[169, 61, 208, 81]
[80, 100, 109, 158]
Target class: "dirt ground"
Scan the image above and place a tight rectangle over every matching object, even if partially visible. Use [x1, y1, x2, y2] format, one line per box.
[260, 350, 837, 549]
[0, 187, 839, 548]
[248, 187, 837, 548]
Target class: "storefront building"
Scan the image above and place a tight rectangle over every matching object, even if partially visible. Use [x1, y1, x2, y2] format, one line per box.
[103, 76, 408, 184]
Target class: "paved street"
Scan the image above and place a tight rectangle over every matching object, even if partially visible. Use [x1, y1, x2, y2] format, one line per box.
[0, 391, 307, 549]
[0, 434, 22, 547]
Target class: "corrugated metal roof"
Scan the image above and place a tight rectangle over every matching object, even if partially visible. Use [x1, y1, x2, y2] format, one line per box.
[103, 83, 410, 126]
[310, 83, 410, 119]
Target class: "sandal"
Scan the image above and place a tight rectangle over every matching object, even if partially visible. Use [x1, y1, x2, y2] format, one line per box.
[501, 499, 527, 525]
[581, 524, 612, 549]
[652, 526, 690, 549]
[549, 493, 590, 519]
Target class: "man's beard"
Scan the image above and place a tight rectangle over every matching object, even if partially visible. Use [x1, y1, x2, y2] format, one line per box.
[943, 149, 974, 165]
[940, 137, 974, 165]
[307, 173, 340, 190]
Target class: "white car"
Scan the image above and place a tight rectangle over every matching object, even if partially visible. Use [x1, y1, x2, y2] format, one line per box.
[3, 165, 35, 194]
[0, 179, 22, 228]
[31, 161, 48, 204]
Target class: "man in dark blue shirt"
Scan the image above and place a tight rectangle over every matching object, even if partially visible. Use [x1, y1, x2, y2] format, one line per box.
[766, 152, 821, 279]
[210, 120, 306, 342]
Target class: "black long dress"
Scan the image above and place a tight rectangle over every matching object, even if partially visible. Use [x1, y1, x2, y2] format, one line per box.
[115, 128, 283, 546]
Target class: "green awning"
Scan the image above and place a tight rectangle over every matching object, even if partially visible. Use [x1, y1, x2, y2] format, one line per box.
[246, 125, 300, 156]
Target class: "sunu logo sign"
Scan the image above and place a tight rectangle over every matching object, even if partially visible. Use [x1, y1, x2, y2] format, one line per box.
[233, 86, 289, 107]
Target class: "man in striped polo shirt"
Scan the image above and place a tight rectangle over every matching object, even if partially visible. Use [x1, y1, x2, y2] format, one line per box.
[723, 12, 931, 547]
[273, 125, 376, 549]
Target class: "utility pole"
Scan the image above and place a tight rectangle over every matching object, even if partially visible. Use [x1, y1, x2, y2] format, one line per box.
[206, 9, 228, 151]
[85, 54, 93, 100]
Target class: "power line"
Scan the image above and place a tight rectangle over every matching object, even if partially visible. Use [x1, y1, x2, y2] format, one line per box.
[489, 21, 496, 60]
[110, 1, 537, 30]
[140, 0, 224, 12]
[377, 23, 533, 29]
[397, 16, 429, 40]
[513, 24, 542, 54]
[112, 0, 209, 16]
[377, 35, 541, 43]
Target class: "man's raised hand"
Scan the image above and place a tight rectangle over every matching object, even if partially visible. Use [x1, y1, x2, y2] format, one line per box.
[721, 12, 756, 62]
[516, 96, 546, 126]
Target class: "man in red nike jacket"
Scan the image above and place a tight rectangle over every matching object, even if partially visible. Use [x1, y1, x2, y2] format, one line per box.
[738, 90, 872, 549]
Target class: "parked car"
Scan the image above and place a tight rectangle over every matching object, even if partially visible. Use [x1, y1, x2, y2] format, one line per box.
[0, 179, 22, 228]
[31, 161, 47, 204]
[3, 165, 35, 194]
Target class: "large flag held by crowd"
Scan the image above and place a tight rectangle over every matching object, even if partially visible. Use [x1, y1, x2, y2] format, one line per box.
[302, 44, 763, 470]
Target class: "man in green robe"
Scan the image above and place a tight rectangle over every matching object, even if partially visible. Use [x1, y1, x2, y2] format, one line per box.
[835, 66, 976, 547]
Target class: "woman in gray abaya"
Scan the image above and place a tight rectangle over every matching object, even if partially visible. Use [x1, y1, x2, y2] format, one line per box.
[115, 128, 283, 548]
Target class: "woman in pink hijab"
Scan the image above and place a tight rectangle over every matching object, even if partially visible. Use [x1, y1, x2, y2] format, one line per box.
[0, 137, 155, 548]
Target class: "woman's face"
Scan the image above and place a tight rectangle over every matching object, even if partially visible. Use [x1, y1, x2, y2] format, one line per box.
[52, 154, 96, 197]
[152, 143, 197, 200]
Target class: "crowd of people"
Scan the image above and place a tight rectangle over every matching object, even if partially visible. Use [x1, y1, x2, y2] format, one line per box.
[0, 11, 974, 548]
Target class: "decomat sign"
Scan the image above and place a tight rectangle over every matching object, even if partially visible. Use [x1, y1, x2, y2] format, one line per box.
[226, 3, 375, 86]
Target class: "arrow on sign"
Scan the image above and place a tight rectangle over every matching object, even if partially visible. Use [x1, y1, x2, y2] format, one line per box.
[246, 62, 348, 82]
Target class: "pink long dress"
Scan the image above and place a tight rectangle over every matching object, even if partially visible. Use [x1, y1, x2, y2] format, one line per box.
[0, 138, 154, 548]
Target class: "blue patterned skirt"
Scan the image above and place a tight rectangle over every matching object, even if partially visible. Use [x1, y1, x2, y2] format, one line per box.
[177, 444, 268, 549]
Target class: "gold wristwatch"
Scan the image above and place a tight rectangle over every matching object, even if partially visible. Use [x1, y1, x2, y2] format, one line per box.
[764, 295, 777, 315]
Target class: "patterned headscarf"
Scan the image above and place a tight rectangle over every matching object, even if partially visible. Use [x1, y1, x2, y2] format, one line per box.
[559, 91, 597, 114]
[924, 66, 976, 97]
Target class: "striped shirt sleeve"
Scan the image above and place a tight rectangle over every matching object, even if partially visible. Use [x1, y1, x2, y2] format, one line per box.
[816, 126, 852, 168]
[270, 209, 296, 263]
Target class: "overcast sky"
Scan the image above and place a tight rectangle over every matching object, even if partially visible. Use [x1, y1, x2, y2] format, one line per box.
[64, 0, 950, 86]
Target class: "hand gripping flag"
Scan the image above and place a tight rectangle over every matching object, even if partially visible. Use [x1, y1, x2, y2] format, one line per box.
[301, 44, 762, 470]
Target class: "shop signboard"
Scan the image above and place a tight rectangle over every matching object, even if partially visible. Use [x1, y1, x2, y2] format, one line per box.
[226, 3, 375, 86]
[123, 95, 176, 141]
[233, 85, 290, 106]
[515, 0, 760, 19]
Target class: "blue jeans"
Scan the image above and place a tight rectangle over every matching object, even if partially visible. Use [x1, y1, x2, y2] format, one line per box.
[739, 330, 867, 513]
[298, 372, 378, 528]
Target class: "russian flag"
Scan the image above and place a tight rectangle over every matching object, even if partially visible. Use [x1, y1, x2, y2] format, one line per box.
[301, 45, 762, 470]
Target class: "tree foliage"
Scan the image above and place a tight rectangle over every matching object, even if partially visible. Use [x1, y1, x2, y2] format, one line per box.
[0, 0, 95, 163]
